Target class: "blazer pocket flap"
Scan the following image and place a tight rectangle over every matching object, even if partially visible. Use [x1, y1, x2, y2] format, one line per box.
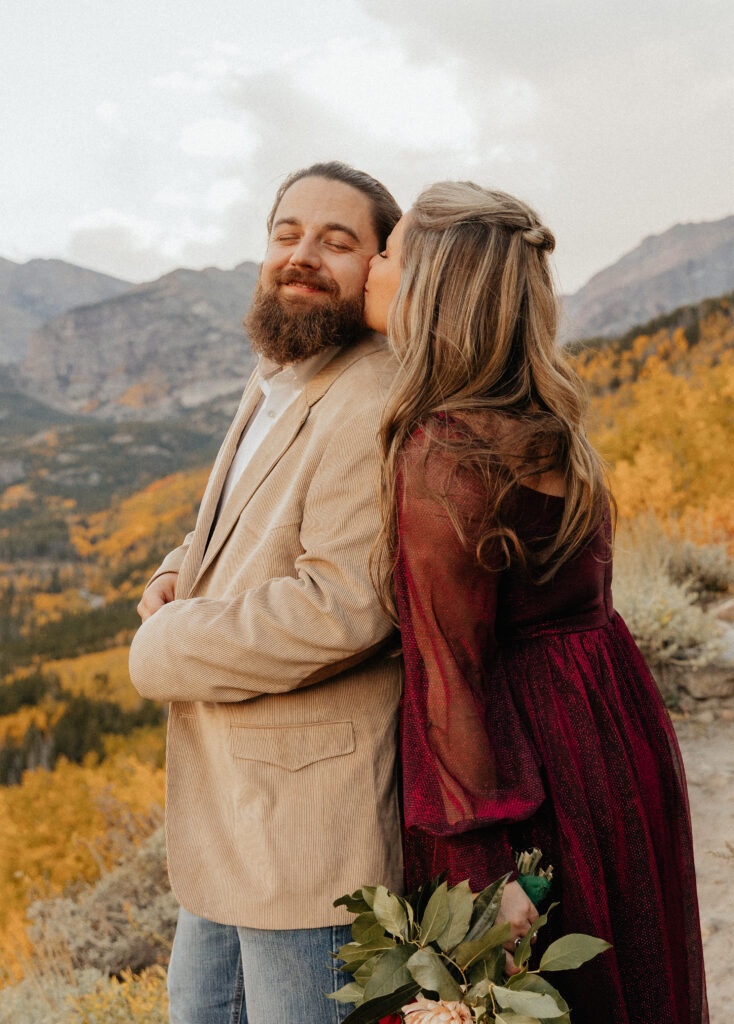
[229, 721, 355, 772]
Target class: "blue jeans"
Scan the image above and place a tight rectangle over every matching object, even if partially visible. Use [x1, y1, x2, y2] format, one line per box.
[167, 906, 354, 1024]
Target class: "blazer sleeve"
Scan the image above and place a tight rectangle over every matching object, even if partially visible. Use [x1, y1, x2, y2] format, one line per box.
[145, 531, 195, 587]
[128, 402, 394, 703]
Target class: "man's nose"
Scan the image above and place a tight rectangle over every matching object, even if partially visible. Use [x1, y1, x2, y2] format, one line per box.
[288, 234, 321, 268]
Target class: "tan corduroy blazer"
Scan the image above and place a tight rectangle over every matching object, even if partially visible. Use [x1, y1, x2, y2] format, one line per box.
[128, 333, 404, 928]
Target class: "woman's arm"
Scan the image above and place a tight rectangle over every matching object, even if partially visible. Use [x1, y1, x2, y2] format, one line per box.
[396, 436, 544, 884]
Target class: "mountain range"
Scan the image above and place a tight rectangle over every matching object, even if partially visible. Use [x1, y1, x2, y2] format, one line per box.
[2, 212, 733, 420]
[19, 263, 259, 421]
[0, 257, 131, 364]
[560, 214, 734, 342]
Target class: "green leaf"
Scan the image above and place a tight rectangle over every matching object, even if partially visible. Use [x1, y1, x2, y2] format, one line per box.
[372, 886, 408, 939]
[334, 890, 372, 915]
[338, 951, 378, 972]
[495, 1014, 542, 1024]
[406, 947, 462, 1002]
[398, 895, 415, 933]
[358, 938, 398, 960]
[352, 912, 379, 943]
[362, 944, 418, 1002]
[356, 922, 390, 945]
[468, 944, 506, 987]
[361, 886, 377, 908]
[341, 982, 420, 1024]
[513, 902, 559, 967]
[493, 986, 565, 1018]
[453, 921, 511, 970]
[338, 941, 368, 964]
[419, 881, 450, 944]
[465, 873, 511, 942]
[337, 931, 396, 971]
[326, 981, 365, 1004]
[411, 872, 448, 925]
[539, 934, 612, 972]
[333, 885, 378, 914]
[505, 966, 528, 988]
[354, 953, 383, 988]
[465, 976, 492, 1002]
[437, 879, 474, 952]
[509, 974, 569, 1017]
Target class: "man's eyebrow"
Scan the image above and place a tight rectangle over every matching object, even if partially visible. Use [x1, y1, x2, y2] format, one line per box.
[272, 217, 301, 231]
[272, 217, 361, 244]
[323, 222, 360, 243]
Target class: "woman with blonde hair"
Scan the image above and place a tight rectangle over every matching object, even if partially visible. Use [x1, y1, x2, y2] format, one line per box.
[364, 182, 707, 1024]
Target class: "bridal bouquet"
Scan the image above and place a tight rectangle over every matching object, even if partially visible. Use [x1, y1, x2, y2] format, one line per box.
[328, 863, 609, 1024]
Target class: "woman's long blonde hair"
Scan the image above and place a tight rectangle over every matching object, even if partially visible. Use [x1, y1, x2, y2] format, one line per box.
[374, 181, 609, 619]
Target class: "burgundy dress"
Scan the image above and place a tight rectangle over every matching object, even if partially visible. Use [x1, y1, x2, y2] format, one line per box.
[395, 429, 708, 1024]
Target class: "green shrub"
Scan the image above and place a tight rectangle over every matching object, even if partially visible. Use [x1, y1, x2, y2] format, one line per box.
[613, 517, 727, 666]
[27, 828, 177, 976]
[667, 538, 734, 599]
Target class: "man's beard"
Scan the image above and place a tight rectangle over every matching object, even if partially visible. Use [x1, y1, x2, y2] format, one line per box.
[244, 269, 365, 365]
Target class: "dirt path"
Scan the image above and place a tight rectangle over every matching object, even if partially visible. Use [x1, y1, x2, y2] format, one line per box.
[675, 716, 734, 1024]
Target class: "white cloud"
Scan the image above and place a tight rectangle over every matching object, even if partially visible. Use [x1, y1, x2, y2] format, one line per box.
[151, 71, 213, 94]
[153, 177, 249, 214]
[152, 186, 199, 210]
[291, 38, 476, 152]
[178, 117, 258, 161]
[205, 177, 249, 212]
[66, 207, 231, 282]
[195, 57, 236, 79]
[18, 0, 728, 295]
[72, 209, 161, 246]
[213, 41, 243, 57]
[95, 101, 120, 122]
[353, 0, 734, 290]
[67, 210, 169, 282]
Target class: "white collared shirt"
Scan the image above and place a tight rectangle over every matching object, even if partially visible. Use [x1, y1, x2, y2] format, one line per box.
[218, 346, 339, 511]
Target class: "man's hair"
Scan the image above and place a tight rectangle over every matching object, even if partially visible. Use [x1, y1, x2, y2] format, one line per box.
[266, 161, 401, 249]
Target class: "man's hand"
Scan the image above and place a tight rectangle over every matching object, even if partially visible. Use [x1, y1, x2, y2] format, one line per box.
[137, 572, 179, 622]
[497, 880, 539, 976]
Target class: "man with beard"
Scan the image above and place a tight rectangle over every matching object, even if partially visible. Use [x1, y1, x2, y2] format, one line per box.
[129, 163, 403, 1024]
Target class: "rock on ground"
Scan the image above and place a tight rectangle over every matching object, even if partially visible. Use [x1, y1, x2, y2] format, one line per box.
[675, 715, 734, 1024]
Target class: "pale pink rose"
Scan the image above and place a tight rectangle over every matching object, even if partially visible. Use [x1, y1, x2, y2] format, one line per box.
[401, 994, 474, 1023]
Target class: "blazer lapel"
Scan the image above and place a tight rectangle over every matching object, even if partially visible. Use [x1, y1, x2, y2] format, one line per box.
[189, 391, 310, 592]
[183, 332, 390, 595]
[305, 330, 386, 405]
[177, 374, 262, 597]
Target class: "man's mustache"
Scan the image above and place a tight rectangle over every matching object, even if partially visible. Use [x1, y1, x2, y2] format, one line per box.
[272, 267, 340, 297]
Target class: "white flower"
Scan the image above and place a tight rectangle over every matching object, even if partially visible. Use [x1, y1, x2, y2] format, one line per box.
[401, 994, 474, 1023]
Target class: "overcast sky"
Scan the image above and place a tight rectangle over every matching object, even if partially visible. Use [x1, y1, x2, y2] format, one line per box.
[1, 0, 731, 293]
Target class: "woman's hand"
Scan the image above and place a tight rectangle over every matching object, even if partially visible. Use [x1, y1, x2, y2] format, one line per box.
[496, 880, 538, 976]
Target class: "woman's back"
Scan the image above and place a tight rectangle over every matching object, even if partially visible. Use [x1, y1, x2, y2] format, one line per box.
[395, 423, 708, 1024]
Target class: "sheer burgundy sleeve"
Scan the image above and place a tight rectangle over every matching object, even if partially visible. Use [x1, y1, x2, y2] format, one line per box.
[395, 436, 544, 887]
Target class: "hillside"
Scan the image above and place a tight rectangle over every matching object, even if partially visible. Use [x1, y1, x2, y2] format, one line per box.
[20, 262, 259, 420]
[561, 214, 734, 342]
[0, 288, 733, 1015]
[0, 257, 131, 364]
[8, 213, 733, 419]
[569, 290, 734, 534]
